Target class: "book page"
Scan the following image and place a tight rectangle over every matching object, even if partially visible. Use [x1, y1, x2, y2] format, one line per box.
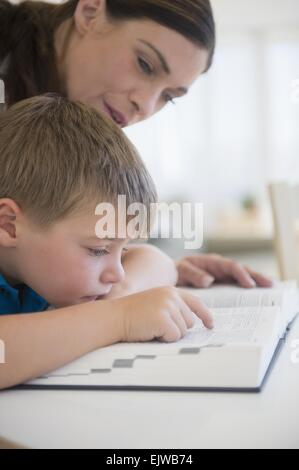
[185, 285, 282, 309]
[182, 281, 298, 312]
[178, 306, 279, 346]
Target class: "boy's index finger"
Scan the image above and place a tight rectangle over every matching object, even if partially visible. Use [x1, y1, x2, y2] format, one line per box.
[179, 290, 214, 329]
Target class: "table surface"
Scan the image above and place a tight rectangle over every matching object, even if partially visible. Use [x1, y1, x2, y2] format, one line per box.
[1, 253, 299, 449]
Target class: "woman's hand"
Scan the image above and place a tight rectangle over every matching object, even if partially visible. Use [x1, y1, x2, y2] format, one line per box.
[176, 254, 273, 288]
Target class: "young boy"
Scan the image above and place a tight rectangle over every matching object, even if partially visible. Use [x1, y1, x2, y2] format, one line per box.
[0, 95, 213, 390]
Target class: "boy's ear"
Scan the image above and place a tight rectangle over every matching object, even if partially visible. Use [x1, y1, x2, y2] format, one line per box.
[74, 0, 107, 35]
[0, 199, 21, 248]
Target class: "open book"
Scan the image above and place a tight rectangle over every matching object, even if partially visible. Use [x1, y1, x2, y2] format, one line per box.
[23, 281, 299, 392]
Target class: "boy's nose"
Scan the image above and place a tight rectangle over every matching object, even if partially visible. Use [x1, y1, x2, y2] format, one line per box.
[100, 262, 125, 285]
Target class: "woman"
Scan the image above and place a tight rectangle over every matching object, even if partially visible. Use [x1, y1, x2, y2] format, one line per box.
[0, 0, 272, 289]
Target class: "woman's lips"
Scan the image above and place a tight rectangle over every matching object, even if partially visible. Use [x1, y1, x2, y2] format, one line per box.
[103, 102, 128, 127]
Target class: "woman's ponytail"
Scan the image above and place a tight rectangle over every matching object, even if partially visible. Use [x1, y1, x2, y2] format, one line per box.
[0, 0, 20, 58]
[0, 0, 76, 106]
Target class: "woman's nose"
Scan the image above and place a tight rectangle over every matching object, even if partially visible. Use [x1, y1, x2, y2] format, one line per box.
[129, 87, 160, 121]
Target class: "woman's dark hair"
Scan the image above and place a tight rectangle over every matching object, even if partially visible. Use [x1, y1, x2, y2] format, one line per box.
[0, 0, 216, 107]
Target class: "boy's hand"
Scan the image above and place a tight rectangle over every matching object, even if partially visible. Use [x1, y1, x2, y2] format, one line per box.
[116, 286, 213, 343]
[176, 254, 273, 289]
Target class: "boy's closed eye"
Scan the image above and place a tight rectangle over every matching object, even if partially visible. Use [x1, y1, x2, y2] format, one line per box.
[87, 247, 129, 257]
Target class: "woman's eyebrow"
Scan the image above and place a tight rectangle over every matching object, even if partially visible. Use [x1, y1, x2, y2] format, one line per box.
[138, 39, 170, 74]
[138, 39, 188, 95]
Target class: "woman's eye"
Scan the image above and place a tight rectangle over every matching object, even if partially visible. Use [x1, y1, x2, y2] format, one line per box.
[138, 57, 154, 76]
[88, 248, 109, 257]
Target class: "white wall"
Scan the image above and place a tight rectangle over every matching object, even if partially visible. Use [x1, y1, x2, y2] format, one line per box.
[212, 0, 299, 29]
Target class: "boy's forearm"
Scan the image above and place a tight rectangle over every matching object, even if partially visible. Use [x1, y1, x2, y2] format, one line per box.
[108, 244, 178, 298]
[0, 299, 123, 390]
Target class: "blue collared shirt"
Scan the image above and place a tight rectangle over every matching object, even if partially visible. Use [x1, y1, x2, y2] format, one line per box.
[0, 272, 49, 315]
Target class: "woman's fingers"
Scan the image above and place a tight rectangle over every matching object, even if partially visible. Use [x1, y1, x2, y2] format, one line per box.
[244, 267, 273, 287]
[176, 259, 215, 288]
[176, 254, 272, 289]
[220, 260, 257, 287]
[216, 260, 273, 288]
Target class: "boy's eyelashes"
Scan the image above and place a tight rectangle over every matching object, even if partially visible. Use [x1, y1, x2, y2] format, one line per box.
[87, 247, 129, 257]
[88, 248, 109, 257]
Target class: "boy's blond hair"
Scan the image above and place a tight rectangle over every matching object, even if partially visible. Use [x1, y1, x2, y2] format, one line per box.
[0, 94, 157, 228]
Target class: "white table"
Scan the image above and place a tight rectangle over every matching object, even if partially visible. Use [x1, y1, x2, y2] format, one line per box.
[0, 313, 299, 449]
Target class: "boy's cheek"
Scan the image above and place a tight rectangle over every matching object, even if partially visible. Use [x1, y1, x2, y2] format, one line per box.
[37, 262, 91, 305]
